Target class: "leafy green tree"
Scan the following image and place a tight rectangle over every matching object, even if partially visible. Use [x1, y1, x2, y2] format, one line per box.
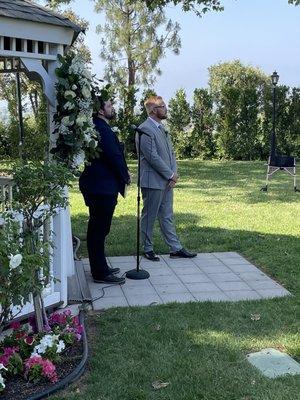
[191, 88, 215, 158]
[95, 0, 180, 111]
[168, 89, 191, 157]
[262, 86, 300, 158]
[209, 60, 268, 159]
[95, 0, 180, 153]
[288, 88, 300, 157]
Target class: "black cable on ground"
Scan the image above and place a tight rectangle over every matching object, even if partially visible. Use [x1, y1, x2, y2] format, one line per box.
[26, 310, 88, 400]
[90, 272, 127, 303]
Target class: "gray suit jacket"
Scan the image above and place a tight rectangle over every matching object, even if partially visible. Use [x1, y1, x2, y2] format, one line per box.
[136, 118, 177, 189]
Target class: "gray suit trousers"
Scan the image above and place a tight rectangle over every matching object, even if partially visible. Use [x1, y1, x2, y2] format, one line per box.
[141, 187, 182, 253]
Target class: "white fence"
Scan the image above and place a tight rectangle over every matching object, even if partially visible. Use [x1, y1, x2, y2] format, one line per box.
[0, 178, 74, 320]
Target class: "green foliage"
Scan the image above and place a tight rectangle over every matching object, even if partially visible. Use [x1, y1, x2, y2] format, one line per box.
[0, 161, 71, 331]
[95, 0, 181, 132]
[209, 61, 268, 160]
[0, 74, 48, 161]
[144, 0, 224, 16]
[0, 216, 34, 329]
[168, 89, 191, 157]
[12, 161, 71, 215]
[190, 88, 216, 159]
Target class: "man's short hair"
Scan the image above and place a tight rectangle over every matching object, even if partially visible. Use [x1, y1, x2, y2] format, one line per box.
[144, 95, 163, 115]
[93, 95, 107, 118]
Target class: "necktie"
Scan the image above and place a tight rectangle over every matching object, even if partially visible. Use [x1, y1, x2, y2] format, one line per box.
[159, 124, 167, 136]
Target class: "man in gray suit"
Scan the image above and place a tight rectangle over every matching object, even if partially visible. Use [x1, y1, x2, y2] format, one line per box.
[137, 95, 196, 261]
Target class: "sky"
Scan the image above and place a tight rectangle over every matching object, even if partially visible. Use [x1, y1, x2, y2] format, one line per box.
[61, 0, 300, 102]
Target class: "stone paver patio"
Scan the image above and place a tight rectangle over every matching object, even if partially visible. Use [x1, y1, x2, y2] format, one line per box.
[83, 252, 291, 310]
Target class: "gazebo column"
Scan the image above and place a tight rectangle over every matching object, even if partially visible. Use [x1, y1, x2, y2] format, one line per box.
[47, 58, 75, 307]
[20, 56, 75, 307]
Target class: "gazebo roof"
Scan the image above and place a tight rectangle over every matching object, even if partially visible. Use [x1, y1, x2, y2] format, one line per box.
[0, 0, 83, 39]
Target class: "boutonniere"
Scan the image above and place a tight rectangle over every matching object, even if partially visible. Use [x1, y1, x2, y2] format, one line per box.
[111, 126, 120, 134]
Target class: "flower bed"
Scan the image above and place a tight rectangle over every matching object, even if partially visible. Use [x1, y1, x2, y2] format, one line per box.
[0, 310, 84, 400]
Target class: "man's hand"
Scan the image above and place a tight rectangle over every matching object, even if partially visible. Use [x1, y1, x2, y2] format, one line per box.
[168, 180, 176, 188]
[170, 172, 179, 182]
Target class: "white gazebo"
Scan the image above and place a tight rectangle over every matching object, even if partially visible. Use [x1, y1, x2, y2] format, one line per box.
[0, 0, 84, 317]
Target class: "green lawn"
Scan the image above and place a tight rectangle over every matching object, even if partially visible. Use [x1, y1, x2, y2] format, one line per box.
[54, 160, 300, 400]
[1, 159, 299, 399]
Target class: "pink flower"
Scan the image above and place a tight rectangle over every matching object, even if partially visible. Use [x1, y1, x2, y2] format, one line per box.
[10, 321, 21, 330]
[42, 359, 58, 383]
[24, 336, 35, 346]
[25, 356, 58, 384]
[0, 347, 19, 367]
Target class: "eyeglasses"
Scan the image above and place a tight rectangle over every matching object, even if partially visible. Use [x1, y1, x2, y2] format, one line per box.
[154, 105, 166, 109]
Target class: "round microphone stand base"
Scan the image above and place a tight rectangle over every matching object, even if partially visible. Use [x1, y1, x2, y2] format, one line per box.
[126, 269, 150, 280]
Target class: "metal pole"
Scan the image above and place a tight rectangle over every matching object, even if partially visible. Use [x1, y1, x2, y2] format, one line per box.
[16, 71, 25, 162]
[136, 134, 141, 272]
[271, 84, 276, 160]
[125, 129, 150, 280]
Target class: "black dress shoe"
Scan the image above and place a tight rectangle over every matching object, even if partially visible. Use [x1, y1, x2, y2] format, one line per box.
[144, 251, 160, 261]
[108, 267, 120, 274]
[93, 274, 125, 284]
[170, 248, 197, 258]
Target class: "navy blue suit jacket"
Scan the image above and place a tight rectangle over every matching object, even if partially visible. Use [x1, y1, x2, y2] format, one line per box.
[79, 118, 130, 201]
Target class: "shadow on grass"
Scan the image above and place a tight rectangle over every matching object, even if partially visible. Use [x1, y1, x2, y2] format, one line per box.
[72, 212, 300, 294]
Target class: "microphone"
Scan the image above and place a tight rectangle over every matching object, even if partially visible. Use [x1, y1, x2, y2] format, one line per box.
[131, 124, 151, 137]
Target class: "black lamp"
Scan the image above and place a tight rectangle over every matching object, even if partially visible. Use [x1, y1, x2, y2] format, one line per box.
[271, 71, 279, 87]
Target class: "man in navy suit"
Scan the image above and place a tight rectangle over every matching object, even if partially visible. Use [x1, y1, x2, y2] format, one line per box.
[79, 96, 130, 284]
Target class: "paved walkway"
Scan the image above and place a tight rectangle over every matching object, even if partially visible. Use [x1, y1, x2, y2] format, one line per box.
[83, 252, 291, 310]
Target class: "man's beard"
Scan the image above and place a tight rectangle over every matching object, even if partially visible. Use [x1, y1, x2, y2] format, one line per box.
[104, 111, 115, 120]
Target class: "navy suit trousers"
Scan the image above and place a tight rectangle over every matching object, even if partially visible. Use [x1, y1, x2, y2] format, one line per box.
[86, 194, 118, 279]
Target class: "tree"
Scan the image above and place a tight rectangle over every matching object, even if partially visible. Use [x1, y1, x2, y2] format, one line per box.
[209, 60, 268, 160]
[262, 86, 300, 158]
[191, 88, 215, 158]
[168, 89, 191, 157]
[95, 0, 180, 107]
[95, 0, 180, 153]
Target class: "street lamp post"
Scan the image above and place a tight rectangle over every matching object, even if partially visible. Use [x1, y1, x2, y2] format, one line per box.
[271, 71, 279, 161]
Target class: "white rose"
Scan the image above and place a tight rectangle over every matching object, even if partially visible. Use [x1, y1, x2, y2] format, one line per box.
[9, 254, 22, 270]
[0, 364, 7, 371]
[64, 90, 76, 99]
[76, 114, 88, 127]
[82, 85, 91, 99]
[61, 116, 74, 127]
[72, 151, 85, 167]
[71, 84, 77, 90]
[64, 102, 75, 111]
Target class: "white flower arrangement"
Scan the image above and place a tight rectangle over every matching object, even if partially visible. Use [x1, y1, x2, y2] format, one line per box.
[31, 334, 65, 357]
[52, 52, 100, 170]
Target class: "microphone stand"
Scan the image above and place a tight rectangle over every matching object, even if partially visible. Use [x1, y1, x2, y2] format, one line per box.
[126, 127, 150, 280]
